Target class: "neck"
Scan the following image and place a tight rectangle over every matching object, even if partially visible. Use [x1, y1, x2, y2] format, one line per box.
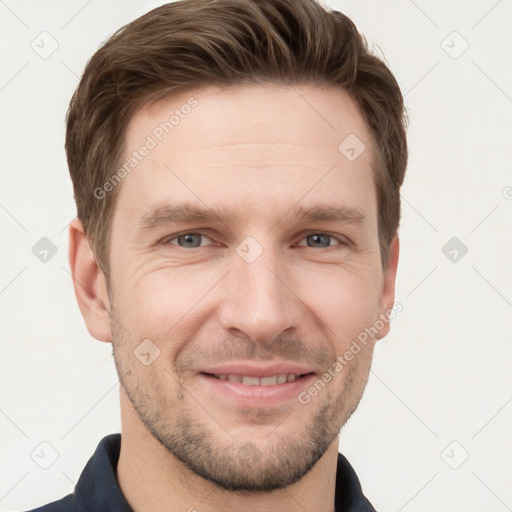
[116, 392, 338, 512]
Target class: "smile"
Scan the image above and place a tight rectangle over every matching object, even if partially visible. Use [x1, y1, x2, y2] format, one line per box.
[209, 373, 302, 385]
[198, 370, 316, 405]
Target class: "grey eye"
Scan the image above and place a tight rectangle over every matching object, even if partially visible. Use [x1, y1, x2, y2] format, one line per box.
[175, 233, 203, 248]
[306, 234, 332, 248]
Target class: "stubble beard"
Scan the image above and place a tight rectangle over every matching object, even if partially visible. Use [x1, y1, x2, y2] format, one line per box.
[110, 313, 371, 492]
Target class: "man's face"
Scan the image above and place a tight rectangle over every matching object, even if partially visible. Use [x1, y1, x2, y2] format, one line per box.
[106, 84, 397, 491]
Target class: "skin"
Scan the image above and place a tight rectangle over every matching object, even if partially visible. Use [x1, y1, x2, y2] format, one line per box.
[69, 84, 399, 512]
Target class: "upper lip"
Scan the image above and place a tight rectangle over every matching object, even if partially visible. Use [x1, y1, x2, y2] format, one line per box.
[199, 362, 316, 378]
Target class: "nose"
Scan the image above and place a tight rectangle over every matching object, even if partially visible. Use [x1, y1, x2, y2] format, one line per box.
[217, 244, 303, 345]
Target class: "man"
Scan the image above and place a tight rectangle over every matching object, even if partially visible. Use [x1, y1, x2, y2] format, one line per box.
[28, 0, 407, 510]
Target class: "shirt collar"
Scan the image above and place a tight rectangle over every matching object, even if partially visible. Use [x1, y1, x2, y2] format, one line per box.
[73, 433, 132, 511]
[334, 451, 377, 511]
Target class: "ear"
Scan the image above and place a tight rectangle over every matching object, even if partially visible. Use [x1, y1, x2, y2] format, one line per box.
[376, 234, 400, 340]
[68, 218, 112, 343]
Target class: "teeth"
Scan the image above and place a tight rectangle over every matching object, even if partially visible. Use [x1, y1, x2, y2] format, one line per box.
[242, 376, 260, 386]
[214, 373, 300, 385]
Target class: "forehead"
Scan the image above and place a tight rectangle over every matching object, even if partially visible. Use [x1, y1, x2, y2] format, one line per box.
[131, 84, 370, 157]
[114, 84, 376, 229]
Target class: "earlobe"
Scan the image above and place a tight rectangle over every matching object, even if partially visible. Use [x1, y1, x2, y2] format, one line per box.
[68, 218, 113, 343]
[376, 234, 400, 340]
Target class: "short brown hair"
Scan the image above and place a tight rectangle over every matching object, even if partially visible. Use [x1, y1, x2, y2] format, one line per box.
[66, 0, 407, 279]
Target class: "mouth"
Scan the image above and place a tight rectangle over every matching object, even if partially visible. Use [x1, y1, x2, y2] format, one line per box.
[203, 372, 312, 386]
[197, 367, 316, 405]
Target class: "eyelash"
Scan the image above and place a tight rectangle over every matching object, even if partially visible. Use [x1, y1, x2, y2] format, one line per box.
[161, 231, 348, 250]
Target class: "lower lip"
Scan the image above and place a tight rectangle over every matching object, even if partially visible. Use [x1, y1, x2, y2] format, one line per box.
[198, 373, 316, 406]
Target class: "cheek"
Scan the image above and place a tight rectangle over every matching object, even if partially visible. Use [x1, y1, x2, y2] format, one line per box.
[302, 266, 382, 337]
[111, 252, 382, 345]
[111, 266, 221, 352]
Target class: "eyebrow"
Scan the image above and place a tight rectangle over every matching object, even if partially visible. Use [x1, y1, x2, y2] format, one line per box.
[137, 201, 367, 231]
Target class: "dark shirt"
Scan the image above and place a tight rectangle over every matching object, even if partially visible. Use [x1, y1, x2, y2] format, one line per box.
[25, 433, 376, 511]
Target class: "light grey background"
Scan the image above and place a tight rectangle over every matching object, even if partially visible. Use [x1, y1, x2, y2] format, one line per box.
[1, 1, 511, 511]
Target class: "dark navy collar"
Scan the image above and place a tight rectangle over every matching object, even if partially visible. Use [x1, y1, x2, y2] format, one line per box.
[27, 433, 376, 511]
[335, 451, 377, 511]
[26, 434, 132, 512]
